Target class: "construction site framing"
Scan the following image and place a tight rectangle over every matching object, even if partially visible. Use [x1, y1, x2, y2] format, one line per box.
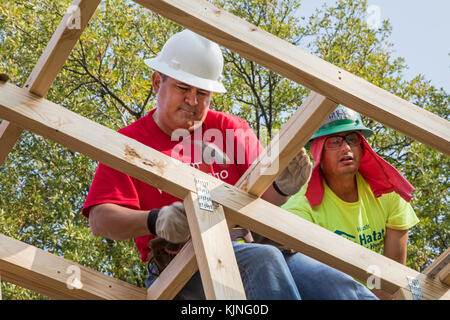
[0, 0, 449, 300]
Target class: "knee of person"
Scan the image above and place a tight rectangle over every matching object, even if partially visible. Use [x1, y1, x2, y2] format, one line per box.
[253, 244, 284, 261]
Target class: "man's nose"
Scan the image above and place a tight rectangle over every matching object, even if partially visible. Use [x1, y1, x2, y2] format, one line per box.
[339, 139, 352, 150]
[184, 88, 198, 106]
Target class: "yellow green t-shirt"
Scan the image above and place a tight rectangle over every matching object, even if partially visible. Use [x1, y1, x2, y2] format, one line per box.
[282, 173, 419, 254]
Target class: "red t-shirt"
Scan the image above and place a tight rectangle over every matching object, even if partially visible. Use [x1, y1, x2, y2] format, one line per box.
[82, 108, 263, 261]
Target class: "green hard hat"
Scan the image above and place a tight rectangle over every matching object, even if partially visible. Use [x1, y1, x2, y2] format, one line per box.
[306, 105, 373, 149]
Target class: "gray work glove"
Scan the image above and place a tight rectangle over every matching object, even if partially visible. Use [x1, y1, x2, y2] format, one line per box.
[273, 147, 313, 196]
[147, 202, 190, 244]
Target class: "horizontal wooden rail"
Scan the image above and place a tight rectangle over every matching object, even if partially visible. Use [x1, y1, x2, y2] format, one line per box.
[0, 233, 146, 300]
[134, 0, 450, 156]
[0, 82, 448, 299]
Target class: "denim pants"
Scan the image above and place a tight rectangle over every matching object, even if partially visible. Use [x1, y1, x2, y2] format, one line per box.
[145, 241, 377, 300]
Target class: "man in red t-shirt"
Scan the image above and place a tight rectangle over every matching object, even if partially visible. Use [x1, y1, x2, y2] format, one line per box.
[82, 29, 376, 300]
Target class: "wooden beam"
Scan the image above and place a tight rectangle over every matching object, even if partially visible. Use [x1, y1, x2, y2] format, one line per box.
[134, 0, 450, 156]
[0, 83, 448, 299]
[184, 192, 246, 299]
[0, 0, 101, 166]
[0, 120, 23, 165]
[438, 265, 450, 286]
[0, 233, 146, 300]
[424, 248, 450, 286]
[236, 92, 337, 196]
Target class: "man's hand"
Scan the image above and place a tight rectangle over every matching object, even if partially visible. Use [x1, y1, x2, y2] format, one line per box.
[151, 202, 190, 244]
[274, 148, 313, 196]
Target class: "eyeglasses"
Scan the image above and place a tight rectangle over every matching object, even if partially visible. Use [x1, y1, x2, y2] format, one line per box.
[324, 132, 362, 149]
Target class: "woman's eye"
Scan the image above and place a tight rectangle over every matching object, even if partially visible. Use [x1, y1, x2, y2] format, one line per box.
[330, 138, 340, 144]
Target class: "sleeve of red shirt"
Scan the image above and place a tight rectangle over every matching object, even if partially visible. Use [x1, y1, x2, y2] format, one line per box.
[81, 163, 141, 218]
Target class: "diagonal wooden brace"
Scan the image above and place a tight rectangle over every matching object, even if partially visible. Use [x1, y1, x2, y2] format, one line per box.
[146, 241, 197, 300]
[184, 190, 246, 300]
[0, 120, 23, 165]
[236, 93, 338, 196]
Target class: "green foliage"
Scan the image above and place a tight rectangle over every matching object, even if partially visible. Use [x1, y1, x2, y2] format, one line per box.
[0, 0, 448, 299]
[0, 0, 177, 298]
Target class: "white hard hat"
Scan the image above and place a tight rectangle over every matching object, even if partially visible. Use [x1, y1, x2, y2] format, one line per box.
[144, 29, 226, 93]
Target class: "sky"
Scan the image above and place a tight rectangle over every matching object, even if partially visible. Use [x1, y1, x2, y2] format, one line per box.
[296, 0, 450, 93]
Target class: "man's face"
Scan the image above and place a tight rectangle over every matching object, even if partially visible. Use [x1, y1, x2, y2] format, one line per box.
[320, 131, 363, 178]
[152, 72, 212, 135]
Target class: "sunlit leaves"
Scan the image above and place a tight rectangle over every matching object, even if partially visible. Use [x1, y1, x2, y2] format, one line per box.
[0, 0, 448, 299]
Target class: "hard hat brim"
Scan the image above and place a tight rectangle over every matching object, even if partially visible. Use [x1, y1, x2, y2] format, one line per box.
[145, 58, 226, 93]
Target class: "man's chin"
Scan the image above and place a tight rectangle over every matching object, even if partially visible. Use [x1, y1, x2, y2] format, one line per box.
[338, 164, 359, 175]
[176, 112, 207, 132]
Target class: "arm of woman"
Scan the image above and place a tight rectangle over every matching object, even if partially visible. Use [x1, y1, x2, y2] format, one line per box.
[384, 227, 409, 264]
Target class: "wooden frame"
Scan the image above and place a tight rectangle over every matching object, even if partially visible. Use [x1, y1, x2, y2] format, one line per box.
[134, 0, 450, 156]
[0, 0, 448, 300]
[0, 82, 449, 300]
[236, 93, 338, 196]
[184, 192, 246, 299]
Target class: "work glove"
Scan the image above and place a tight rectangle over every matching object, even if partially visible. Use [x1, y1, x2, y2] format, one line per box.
[147, 201, 190, 244]
[273, 147, 313, 196]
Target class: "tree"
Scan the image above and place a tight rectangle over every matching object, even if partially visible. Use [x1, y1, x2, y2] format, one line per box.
[0, 0, 447, 299]
[211, 0, 309, 141]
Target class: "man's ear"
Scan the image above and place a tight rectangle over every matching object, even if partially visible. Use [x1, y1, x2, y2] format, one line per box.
[152, 71, 162, 94]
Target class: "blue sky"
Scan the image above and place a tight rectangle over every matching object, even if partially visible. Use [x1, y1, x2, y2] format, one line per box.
[297, 0, 450, 93]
